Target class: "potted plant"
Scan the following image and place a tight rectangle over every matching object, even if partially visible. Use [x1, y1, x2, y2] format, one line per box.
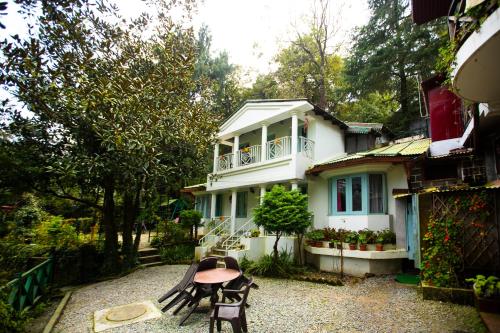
[329, 239, 336, 248]
[306, 229, 324, 247]
[375, 233, 384, 251]
[466, 275, 500, 313]
[250, 229, 260, 237]
[358, 233, 368, 251]
[345, 231, 358, 250]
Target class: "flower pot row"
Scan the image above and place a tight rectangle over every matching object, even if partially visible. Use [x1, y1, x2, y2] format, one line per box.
[308, 240, 394, 251]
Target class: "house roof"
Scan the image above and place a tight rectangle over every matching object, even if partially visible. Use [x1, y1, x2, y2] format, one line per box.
[180, 183, 206, 193]
[344, 122, 393, 137]
[218, 99, 347, 140]
[307, 138, 431, 175]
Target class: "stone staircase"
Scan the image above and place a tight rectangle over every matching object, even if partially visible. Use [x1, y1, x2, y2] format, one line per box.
[138, 248, 163, 268]
[205, 235, 244, 264]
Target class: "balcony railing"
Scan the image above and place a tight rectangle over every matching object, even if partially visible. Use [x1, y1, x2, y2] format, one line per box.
[266, 136, 292, 160]
[215, 135, 315, 172]
[217, 152, 233, 171]
[448, 0, 498, 46]
[299, 136, 315, 159]
[236, 145, 261, 167]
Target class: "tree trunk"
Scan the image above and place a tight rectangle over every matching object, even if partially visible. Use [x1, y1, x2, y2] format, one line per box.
[273, 232, 281, 262]
[399, 67, 408, 122]
[132, 187, 142, 253]
[122, 191, 135, 270]
[297, 233, 304, 266]
[102, 176, 119, 274]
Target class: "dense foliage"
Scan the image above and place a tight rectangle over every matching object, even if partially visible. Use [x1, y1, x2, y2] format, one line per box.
[179, 209, 203, 240]
[421, 192, 492, 287]
[1, 0, 218, 272]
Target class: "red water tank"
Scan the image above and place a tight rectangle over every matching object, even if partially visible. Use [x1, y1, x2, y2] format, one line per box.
[428, 86, 463, 142]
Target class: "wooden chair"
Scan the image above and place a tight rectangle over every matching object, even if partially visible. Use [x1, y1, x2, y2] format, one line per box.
[157, 262, 198, 312]
[209, 278, 254, 333]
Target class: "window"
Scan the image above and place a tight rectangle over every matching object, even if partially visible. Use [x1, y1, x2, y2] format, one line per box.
[215, 194, 223, 217]
[329, 174, 386, 215]
[195, 195, 211, 218]
[236, 191, 247, 218]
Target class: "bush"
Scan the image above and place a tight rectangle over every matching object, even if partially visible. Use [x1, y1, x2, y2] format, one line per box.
[239, 256, 253, 272]
[35, 216, 80, 251]
[358, 229, 377, 244]
[247, 250, 301, 278]
[345, 231, 359, 244]
[156, 220, 188, 246]
[305, 229, 324, 242]
[159, 244, 195, 264]
[0, 290, 26, 333]
[0, 243, 51, 283]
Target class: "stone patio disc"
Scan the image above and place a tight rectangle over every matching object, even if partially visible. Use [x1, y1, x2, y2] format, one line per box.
[94, 300, 161, 332]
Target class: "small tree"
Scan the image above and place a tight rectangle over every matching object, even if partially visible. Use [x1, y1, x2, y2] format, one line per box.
[254, 185, 312, 262]
[179, 210, 203, 240]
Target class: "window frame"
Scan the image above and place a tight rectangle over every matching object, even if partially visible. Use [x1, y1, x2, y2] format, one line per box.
[329, 173, 386, 216]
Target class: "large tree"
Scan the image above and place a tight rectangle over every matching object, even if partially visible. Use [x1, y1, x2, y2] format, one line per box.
[346, 0, 445, 136]
[1, 0, 218, 271]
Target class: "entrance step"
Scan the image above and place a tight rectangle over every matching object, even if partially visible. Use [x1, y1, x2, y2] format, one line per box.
[138, 248, 163, 267]
[139, 255, 162, 265]
[138, 248, 159, 257]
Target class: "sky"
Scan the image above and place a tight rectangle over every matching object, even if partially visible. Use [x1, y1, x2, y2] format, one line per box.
[1, 0, 371, 84]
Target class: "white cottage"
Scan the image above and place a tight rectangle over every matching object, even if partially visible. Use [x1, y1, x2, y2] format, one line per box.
[188, 99, 428, 276]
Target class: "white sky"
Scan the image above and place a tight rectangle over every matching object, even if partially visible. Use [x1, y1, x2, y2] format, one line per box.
[1, 0, 370, 84]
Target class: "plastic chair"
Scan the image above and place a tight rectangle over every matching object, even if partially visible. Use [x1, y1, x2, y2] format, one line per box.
[157, 263, 198, 312]
[209, 278, 254, 333]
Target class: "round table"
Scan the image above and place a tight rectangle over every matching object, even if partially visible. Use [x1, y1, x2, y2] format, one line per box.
[194, 268, 241, 284]
[194, 268, 241, 307]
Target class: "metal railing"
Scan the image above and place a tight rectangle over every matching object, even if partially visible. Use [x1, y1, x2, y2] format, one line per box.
[266, 136, 292, 160]
[198, 216, 231, 249]
[217, 153, 233, 172]
[236, 145, 261, 167]
[220, 217, 256, 251]
[3, 257, 53, 312]
[299, 136, 315, 159]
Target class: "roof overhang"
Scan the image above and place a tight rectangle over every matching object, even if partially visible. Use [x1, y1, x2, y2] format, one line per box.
[411, 0, 452, 25]
[307, 156, 412, 176]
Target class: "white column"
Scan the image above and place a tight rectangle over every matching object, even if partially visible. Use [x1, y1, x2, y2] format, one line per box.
[230, 189, 237, 234]
[261, 123, 267, 161]
[233, 135, 239, 168]
[291, 181, 298, 191]
[259, 185, 266, 235]
[210, 193, 217, 218]
[291, 113, 298, 157]
[213, 143, 219, 173]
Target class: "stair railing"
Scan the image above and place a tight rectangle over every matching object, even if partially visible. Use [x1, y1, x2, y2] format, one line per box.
[198, 216, 231, 249]
[221, 217, 255, 251]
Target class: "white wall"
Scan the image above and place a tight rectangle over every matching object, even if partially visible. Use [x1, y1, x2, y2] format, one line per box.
[308, 115, 345, 163]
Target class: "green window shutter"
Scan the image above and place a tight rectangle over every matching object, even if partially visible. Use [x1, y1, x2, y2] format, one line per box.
[236, 191, 247, 218]
[215, 194, 223, 216]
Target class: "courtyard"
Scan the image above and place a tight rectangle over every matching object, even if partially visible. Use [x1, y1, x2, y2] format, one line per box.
[54, 265, 485, 333]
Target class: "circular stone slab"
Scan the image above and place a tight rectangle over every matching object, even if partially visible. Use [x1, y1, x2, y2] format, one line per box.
[106, 304, 148, 322]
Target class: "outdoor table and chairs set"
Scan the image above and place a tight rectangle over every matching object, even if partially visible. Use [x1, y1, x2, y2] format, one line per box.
[158, 256, 258, 333]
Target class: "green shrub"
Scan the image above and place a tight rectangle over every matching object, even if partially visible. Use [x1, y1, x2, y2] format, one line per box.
[345, 231, 359, 244]
[0, 243, 51, 282]
[247, 250, 301, 278]
[155, 220, 188, 246]
[239, 256, 253, 272]
[358, 229, 376, 244]
[0, 290, 26, 333]
[35, 216, 80, 250]
[305, 229, 324, 242]
[179, 209, 203, 239]
[159, 244, 194, 264]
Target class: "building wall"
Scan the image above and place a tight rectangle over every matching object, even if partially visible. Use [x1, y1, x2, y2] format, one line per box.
[307, 164, 409, 232]
[308, 116, 345, 163]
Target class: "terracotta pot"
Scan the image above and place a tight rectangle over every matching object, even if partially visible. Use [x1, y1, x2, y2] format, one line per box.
[359, 243, 367, 251]
[376, 243, 384, 251]
[312, 241, 323, 247]
[349, 243, 357, 250]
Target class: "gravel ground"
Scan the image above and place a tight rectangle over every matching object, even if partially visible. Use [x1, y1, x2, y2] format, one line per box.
[53, 265, 485, 333]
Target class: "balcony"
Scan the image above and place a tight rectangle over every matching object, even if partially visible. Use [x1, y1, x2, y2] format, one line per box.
[214, 136, 315, 173]
[449, 1, 500, 103]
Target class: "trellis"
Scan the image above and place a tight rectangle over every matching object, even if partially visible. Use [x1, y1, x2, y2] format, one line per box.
[431, 190, 500, 272]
